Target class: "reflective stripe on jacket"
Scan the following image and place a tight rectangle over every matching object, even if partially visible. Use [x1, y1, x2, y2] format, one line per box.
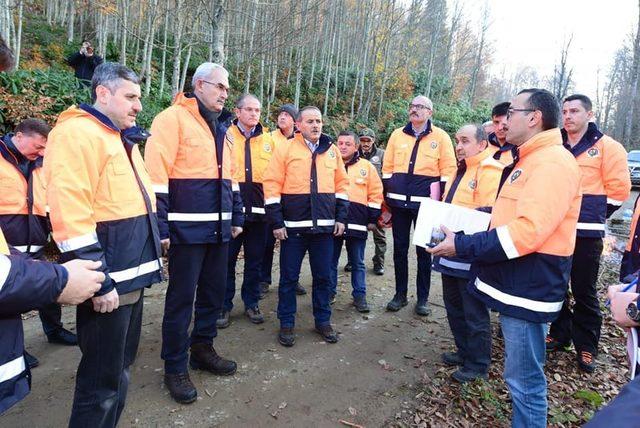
[341, 154, 383, 239]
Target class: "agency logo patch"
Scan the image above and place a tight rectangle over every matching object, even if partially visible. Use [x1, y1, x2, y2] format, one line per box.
[360, 168, 367, 177]
[263, 142, 272, 153]
[587, 147, 599, 158]
[510, 169, 522, 184]
[371, 156, 380, 163]
[431, 141, 438, 150]
[468, 179, 477, 190]
[328, 149, 336, 159]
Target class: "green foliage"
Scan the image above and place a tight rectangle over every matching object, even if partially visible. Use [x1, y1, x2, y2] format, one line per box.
[574, 389, 605, 409]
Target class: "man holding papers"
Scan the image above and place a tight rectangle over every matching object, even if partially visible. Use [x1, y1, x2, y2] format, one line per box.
[432, 124, 503, 383]
[428, 89, 581, 428]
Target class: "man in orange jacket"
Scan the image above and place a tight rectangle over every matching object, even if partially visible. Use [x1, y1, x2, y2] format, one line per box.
[145, 62, 243, 404]
[547, 94, 631, 372]
[45, 63, 163, 427]
[330, 130, 383, 313]
[263, 106, 350, 346]
[432, 124, 504, 383]
[429, 89, 581, 428]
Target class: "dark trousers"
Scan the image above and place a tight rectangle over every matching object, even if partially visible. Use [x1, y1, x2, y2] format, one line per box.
[260, 228, 276, 284]
[442, 274, 491, 373]
[162, 243, 228, 374]
[549, 237, 603, 354]
[69, 296, 143, 428]
[331, 237, 367, 298]
[225, 221, 267, 311]
[371, 224, 386, 267]
[278, 233, 333, 328]
[38, 302, 63, 336]
[391, 207, 431, 302]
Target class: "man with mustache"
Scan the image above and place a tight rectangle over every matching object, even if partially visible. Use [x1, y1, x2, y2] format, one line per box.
[145, 62, 243, 404]
[263, 106, 350, 346]
[45, 62, 163, 426]
[381, 95, 456, 316]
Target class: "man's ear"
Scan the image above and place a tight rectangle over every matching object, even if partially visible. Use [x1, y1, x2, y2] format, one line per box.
[94, 84, 110, 104]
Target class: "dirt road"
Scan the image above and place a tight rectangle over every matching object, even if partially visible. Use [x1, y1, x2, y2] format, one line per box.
[3, 237, 451, 427]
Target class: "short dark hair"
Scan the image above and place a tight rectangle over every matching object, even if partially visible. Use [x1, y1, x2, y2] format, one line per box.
[491, 102, 510, 118]
[0, 35, 14, 72]
[518, 88, 560, 131]
[91, 62, 140, 103]
[296, 106, 322, 121]
[563, 94, 592, 112]
[338, 130, 358, 143]
[15, 118, 51, 138]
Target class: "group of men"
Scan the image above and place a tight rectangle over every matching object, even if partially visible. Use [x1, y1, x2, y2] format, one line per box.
[0, 32, 636, 428]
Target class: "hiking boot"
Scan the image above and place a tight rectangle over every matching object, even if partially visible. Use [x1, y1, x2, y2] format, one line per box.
[386, 295, 408, 312]
[373, 264, 384, 275]
[344, 263, 353, 272]
[259, 282, 270, 299]
[164, 372, 197, 404]
[452, 368, 488, 383]
[216, 311, 230, 329]
[441, 352, 464, 367]
[353, 296, 370, 313]
[415, 301, 431, 316]
[189, 343, 237, 376]
[295, 283, 307, 295]
[245, 307, 264, 324]
[24, 351, 39, 369]
[577, 350, 596, 373]
[278, 327, 295, 347]
[315, 325, 339, 343]
[47, 328, 78, 346]
[545, 335, 570, 352]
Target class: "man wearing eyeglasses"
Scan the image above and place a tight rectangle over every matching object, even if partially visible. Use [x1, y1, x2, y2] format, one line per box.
[381, 95, 456, 316]
[145, 62, 244, 404]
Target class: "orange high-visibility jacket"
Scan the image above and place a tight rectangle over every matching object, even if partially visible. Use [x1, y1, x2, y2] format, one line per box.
[228, 121, 274, 222]
[270, 128, 294, 147]
[382, 121, 456, 210]
[456, 129, 582, 322]
[341, 153, 383, 239]
[0, 135, 49, 256]
[562, 123, 631, 237]
[621, 195, 640, 282]
[263, 133, 350, 234]
[488, 133, 516, 166]
[434, 146, 504, 279]
[144, 93, 244, 244]
[44, 104, 162, 296]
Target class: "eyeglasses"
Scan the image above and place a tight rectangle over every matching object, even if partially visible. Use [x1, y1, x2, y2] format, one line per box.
[408, 104, 431, 111]
[506, 108, 535, 119]
[202, 80, 228, 91]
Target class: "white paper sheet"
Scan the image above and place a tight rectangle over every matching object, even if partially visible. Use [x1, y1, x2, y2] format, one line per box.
[411, 198, 492, 249]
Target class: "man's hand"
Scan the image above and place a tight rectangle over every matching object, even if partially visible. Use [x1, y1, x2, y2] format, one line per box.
[161, 238, 170, 256]
[273, 227, 288, 240]
[426, 225, 456, 257]
[367, 223, 377, 231]
[610, 291, 640, 328]
[57, 259, 104, 305]
[333, 222, 345, 237]
[92, 288, 119, 313]
[231, 226, 243, 239]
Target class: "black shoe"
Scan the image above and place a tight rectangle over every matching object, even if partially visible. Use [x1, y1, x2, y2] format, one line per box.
[353, 296, 370, 313]
[386, 295, 408, 312]
[278, 327, 295, 347]
[329, 293, 336, 305]
[164, 372, 197, 404]
[24, 351, 39, 369]
[189, 343, 237, 376]
[373, 265, 384, 275]
[545, 335, 571, 352]
[245, 307, 264, 324]
[216, 311, 230, 329]
[295, 283, 307, 295]
[315, 325, 339, 343]
[577, 350, 596, 373]
[415, 301, 431, 316]
[47, 328, 78, 346]
[441, 352, 464, 367]
[259, 282, 270, 299]
[452, 368, 488, 383]
[344, 263, 353, 272]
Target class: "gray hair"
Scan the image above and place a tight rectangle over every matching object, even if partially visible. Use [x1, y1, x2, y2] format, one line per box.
[296, 105, 322, 121]
[91, 62, 140, 103]
[192, 62, 228, 88]
[236, 93, 261, 109]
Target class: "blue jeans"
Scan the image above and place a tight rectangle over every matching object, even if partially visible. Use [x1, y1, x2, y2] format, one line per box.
[260, 226, 277, 284]
[278, 233, 333, 328]
[500, 314, 548, 428]
[331, 237, 366, 298]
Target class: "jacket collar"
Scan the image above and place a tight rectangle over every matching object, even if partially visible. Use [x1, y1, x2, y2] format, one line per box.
[518, 128, 563, 159]
[293, 132, 334, 155]
[561, 122, 603, 158]
[79, 103, 150, 145]
[402, 119, 432, 139]
[0, 134, 41, 169]
[344, 151, 360, 168]
[462, 146, 496, 168]
[176, 92, 232, 128]
[232, 119, 264, 139]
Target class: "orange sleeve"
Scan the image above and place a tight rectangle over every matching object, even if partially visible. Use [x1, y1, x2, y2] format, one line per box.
[602, 138, 631, 208]
[145, 108, 180, 193]
[438, 132, 457, 183]
[367, 162, 384, 208]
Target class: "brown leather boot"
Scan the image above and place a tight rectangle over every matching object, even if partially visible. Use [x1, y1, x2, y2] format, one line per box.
[189, 343, 237, 376]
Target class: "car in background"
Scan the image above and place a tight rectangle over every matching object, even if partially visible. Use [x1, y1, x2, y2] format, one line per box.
[629, 150, 640, 186]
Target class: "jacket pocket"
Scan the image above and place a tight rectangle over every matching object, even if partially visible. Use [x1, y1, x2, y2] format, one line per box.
[183, 138, 214, 171]
[106, 157, 136, 202]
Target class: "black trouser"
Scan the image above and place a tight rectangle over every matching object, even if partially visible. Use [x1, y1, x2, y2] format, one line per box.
[549, 237, 603, 355]
[38, 302, 63, 336]
[69, 295, 144, 428]
[441, 274, 491, 373]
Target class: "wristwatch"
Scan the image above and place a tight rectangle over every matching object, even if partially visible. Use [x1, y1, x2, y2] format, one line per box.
[627, 301, 640, 322]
